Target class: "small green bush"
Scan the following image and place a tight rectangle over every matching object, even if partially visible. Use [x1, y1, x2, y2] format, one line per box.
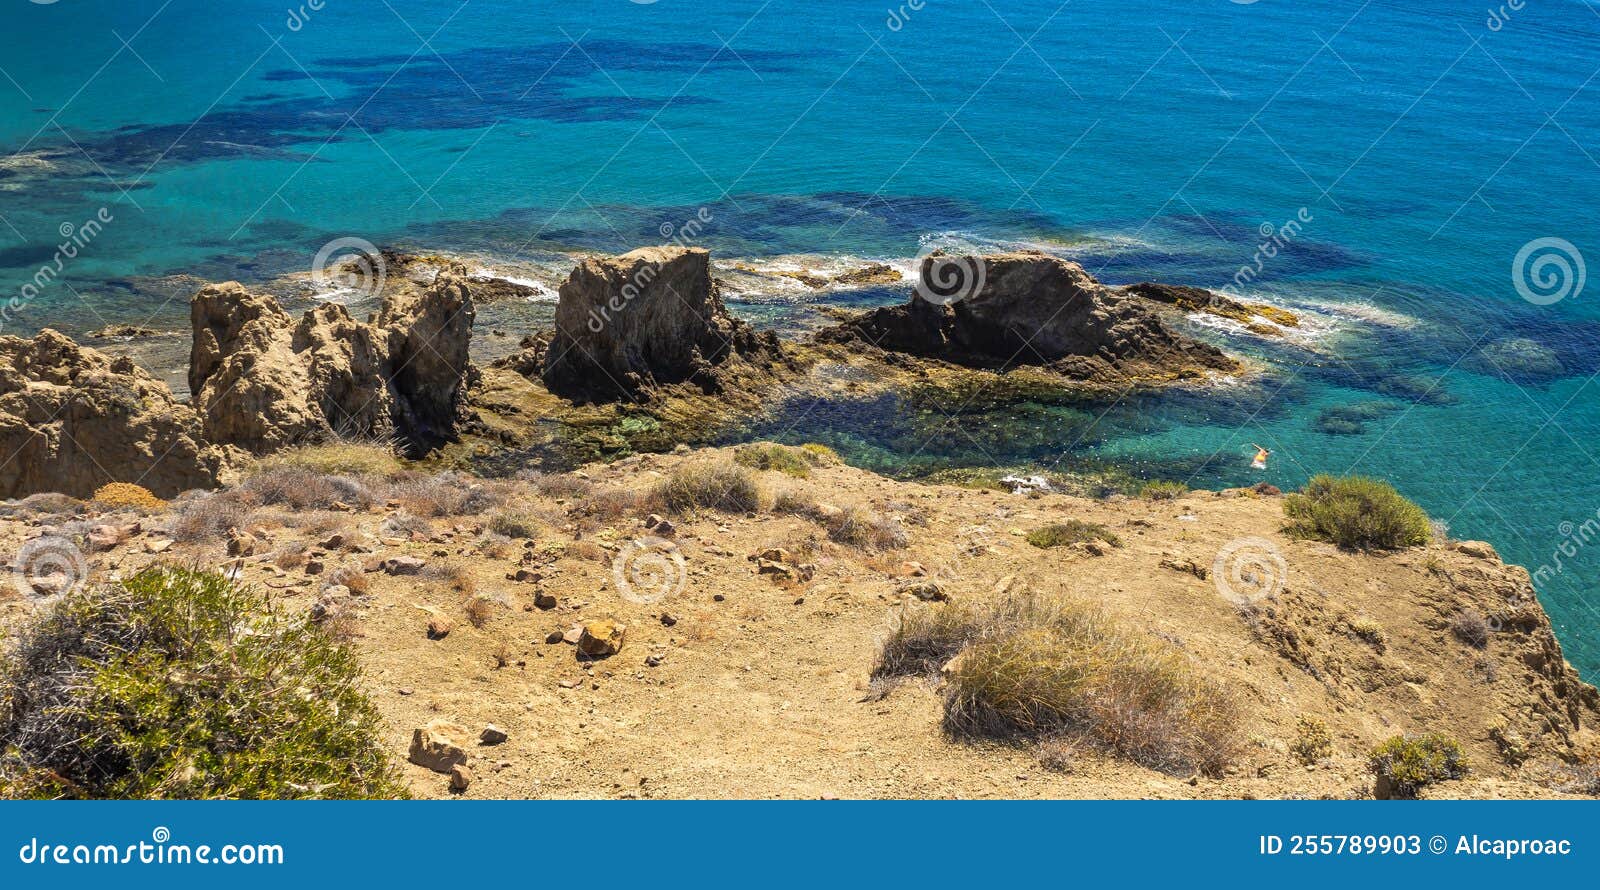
[651, 462, 764, 515]
[1026, 520, 1122, 549]
[1291, 715, 1334, 765]
[1138, 480, 1189, 500]
[734, 443, 812, 478]
[1283, 475, 1431, 550]
[1369, 734, 1468, 799]
[0, 566, 406, 799]
[799, 443, 841, 466]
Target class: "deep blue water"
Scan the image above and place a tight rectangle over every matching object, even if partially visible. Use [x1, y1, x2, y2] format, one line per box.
[3, 0, 1599, 672]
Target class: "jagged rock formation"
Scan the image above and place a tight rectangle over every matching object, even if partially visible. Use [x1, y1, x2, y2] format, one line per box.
[377, 269, 478, 445]
[0, 330, 230, 498]
[1122, 281, 1300, 335]
[818, 251, 1237, 380]
[540, 246, 780, 399]
[189, 266, 477, 457]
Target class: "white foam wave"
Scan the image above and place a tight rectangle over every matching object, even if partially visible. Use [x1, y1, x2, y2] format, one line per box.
[1295, 298, 1419, 330]
[469, 267, 560, 302]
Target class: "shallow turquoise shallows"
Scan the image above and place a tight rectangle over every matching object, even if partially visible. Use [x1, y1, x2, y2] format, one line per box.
[2, 0, 1598, 672]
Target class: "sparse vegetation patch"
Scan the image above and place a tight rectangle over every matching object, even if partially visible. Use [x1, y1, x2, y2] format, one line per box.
[1284, 475, 1431, 550]
[651, 462, 764, 515]
[0, 566, 405, 799]
[876, 592, 1242, 776]
[1026, 520, 1122, 550]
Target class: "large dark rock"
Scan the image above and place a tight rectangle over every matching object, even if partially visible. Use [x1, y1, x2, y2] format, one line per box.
[377, 267, 478, 448]
[541, 246, 779, 399]
[189, 266, 477, 457]
[818, 251, 1236, 380]
[0, 330, 230, 498]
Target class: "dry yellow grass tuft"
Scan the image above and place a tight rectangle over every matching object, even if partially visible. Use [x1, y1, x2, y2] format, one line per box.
[878, 592, 1243, 776]
[250, 441, 406, 478]
[651, 461, 764, 515]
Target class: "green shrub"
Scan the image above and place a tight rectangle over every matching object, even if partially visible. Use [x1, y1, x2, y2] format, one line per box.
[1291, 715, 1334, 765]
[1283, 475, 1431, 550]
[1138, 480, 1189, 500]
[1369, 734, 1468, 799]
[734, 443, 813, 478]
[651, 461, 764, 515]
[0, 566, 406, 799]
[799, 443, 841, 466]
[1026, 520, 1121, 549]
[877, 593, 1242, 776]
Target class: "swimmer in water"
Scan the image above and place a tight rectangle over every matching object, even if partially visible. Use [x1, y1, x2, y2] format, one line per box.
[1250, 443, 1271, 470]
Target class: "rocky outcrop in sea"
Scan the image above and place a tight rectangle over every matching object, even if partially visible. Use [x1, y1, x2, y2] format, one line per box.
[0, 244, 1245, 499]
[540, 246, 781, 399]
[817, 251, 1237, 381]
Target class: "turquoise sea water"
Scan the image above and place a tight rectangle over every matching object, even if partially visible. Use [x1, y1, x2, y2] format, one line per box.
[3, 0, 1599, 672]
